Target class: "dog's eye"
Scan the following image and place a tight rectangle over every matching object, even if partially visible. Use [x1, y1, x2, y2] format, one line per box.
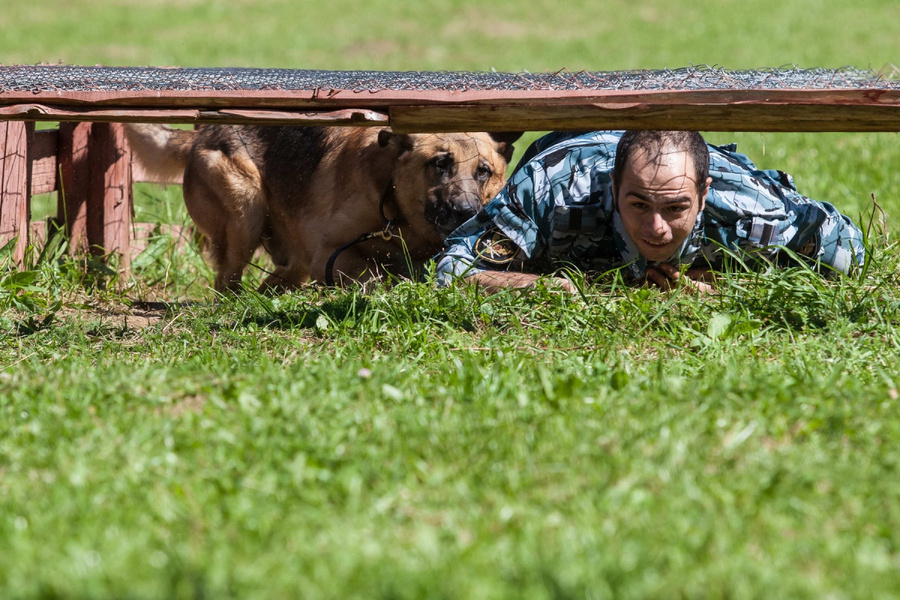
[476, 164, 493, 180]
[433, 154, 454, 171]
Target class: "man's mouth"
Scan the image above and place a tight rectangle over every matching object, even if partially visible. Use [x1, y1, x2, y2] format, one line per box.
[642, 239, 671, 248]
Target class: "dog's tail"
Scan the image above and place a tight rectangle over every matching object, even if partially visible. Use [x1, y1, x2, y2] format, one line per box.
[124, 123, 196, 183]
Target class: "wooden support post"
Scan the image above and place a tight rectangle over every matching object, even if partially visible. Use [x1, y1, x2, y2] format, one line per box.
[86, 123, 133, 275]
[0, 121, 34, 264]
[57, 122, 92, 253]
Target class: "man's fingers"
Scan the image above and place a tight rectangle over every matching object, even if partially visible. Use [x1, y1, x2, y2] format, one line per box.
[645, 267, 674, 290]
[654, 262, 681, 279]
[647, 265, 716, 294]
[685, 267, 715, 282]
[556, 278, 577, 294]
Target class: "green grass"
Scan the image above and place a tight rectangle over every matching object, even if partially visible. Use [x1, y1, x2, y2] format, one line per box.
[2, 0, 900, 598]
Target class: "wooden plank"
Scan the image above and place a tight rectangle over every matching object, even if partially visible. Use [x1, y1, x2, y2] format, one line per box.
[87, 123, 133, 274]
[0, 105, 201, 122]
[2, 87, 900, 110]
[57, 122, 92, 253]
[201, 107, 389, 125]
[0, 121, 33, 263]
[389, 102, 900, 133]
[30, 129, 58, 195]
[0, 95, 898, 132]
[0, 104, 390, 127]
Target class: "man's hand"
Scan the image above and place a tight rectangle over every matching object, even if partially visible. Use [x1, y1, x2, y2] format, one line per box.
[465, 271, 577, 294]
[645, 263, 716, 294]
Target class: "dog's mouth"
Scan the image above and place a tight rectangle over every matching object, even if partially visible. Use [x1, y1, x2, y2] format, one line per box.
[426, 192, 481, 237]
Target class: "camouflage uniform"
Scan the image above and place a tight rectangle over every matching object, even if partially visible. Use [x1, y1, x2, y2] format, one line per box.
[436, 130, 865, 285]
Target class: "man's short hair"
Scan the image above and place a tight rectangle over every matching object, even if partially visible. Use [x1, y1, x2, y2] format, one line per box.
[613, 130, 710, 197]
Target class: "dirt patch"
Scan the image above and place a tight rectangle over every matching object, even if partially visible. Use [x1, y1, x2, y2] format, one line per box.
[158, 394, 207, 417]
[52, 300, 195, 332]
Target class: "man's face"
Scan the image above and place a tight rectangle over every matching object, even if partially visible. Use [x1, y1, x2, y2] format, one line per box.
[614, 145, 709, 263]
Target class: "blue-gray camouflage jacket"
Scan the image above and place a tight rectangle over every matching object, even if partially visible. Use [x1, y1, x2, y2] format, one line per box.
[436, 130, 865, 285]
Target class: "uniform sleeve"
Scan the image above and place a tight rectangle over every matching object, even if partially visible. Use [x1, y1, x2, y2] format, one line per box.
[435, 157, 556, 286]
[778, 194, 865, 274]
[704, 146, 866, 275]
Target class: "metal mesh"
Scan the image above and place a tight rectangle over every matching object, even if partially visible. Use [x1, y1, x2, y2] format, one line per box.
[1, 64, 897, 94]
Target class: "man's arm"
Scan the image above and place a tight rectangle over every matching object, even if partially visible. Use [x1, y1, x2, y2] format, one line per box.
[645, 264, 716, 294]
[464, 271, 576, 293]
[705, 144, 866, 276]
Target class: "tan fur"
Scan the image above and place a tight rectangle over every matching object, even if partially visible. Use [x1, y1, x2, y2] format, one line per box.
[126, 124, 516, 292]
[123, 124, 196, 183]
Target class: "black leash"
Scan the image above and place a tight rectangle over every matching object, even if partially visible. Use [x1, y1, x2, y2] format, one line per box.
[324, 179, 397, 286]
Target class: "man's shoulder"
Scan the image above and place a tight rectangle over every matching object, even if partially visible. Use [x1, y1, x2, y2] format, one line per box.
[516, 130, 623, 169]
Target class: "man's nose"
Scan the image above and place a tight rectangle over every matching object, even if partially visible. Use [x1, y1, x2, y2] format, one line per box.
[647, 212, 668, 236]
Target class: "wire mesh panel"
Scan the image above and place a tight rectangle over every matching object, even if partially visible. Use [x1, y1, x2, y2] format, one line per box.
[1, 65, 897, 94]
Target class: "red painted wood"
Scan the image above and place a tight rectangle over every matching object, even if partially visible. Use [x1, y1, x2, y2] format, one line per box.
[388, 101, 900, 133]
[2, 87, 899, 110]
[57, 122, 92, 253]
[30, 129, 58, 195]
[0, 121, 33, 263]
[1, 96, 899, 132]
[87, 123, 133, 274]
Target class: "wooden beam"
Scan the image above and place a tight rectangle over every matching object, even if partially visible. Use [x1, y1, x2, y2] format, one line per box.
[2, 86, 900, 110]
[0, 104, 389, 126]
[57, 122, 92, 253]
[87, 123, 133, 274]
[0, 94, 897, 132]
[389, 102, 900, 133]
[0, 121, 33, 263]
[30, 129, 58, 195]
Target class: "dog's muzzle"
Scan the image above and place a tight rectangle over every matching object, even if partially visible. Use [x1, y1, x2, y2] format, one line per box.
[428, 192, 481, 237]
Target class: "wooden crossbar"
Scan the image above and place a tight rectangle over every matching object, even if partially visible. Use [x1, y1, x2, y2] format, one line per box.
[0, 88, 899, 132]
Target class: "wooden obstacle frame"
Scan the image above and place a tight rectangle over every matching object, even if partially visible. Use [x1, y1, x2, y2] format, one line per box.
[1, 65, 898, 273]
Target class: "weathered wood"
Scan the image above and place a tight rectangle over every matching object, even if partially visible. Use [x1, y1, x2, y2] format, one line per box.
[0, 96, 898, 132]
[199, 107, 389, 125]
[30, 129, 58, 195]
[0, 121, 33, 262]
[87, 123, 133, 274]
[0, 104, 391, 127]
[2, 87, 900, 109]
[389, 102, 900, 133]
[57, 122, 92, 253]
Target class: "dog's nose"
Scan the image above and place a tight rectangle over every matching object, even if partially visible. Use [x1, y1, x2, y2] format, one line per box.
[453, 194, 481, 220]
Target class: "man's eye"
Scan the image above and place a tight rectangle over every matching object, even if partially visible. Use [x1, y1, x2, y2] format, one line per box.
[667, 205, 689, 214]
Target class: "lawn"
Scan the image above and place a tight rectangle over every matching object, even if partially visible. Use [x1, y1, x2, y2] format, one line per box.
[2, 1, 900, 598]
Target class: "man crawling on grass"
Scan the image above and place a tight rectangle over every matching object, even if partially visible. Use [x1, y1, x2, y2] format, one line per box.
[436, 130, 866, 293]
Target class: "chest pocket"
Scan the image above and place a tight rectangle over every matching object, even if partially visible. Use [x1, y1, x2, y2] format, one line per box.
[549, 204, 608, 259]
[736, 217, 781, 248]
[552, 205, 604, 235]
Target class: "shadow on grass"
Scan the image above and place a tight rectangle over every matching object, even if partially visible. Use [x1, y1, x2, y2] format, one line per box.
[241, 294, 372, 330]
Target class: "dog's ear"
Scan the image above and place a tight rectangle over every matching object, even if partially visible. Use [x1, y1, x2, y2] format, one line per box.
[488, 131, 523, 164]
[378, 129, 414, 155]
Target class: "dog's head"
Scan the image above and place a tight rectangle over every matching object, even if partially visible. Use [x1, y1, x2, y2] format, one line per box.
[378, 130, 520, 240]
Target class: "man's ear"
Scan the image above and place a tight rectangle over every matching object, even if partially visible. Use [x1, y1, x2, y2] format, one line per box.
[699, 176, 712, 212]
[377, 129, 414, 155]
[488, 131, 523, 164]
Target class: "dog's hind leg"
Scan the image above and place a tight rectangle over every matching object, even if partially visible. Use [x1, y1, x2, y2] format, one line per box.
[212, 216, 265, 293]
[184, 146, 266, 294]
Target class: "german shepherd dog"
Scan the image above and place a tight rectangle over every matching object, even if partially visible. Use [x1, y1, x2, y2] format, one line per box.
[125, 124, 518, 292]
